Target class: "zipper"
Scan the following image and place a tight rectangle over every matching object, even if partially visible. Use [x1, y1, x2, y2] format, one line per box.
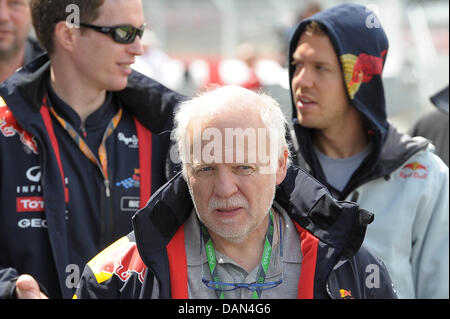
[81, 126, 87, 139]
[104, 179, 111, 198]
[100, 176, 115, 249]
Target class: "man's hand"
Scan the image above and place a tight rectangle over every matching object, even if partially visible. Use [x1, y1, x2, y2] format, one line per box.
[15, 275, 48, 299]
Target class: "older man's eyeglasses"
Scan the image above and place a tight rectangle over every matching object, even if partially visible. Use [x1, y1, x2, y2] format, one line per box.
[200, 209, 284, 299]
[79, 23, 146, 44]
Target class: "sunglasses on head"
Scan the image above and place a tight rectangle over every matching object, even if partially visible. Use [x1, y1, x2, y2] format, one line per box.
[79, 23, 146, 44]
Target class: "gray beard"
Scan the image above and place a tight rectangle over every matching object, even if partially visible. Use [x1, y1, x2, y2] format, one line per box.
[187, 182, 276, 244]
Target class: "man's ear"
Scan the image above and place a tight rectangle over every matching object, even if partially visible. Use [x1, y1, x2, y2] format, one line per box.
[53, 21, 78, 53]
[275, 148, 289, 185]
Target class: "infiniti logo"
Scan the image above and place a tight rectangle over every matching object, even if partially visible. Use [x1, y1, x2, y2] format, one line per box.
[26, 166, 41, 183]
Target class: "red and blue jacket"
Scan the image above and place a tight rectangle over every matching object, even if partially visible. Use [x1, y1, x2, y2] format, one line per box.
[74, 166, 397, 299]
[0, 54, 184, 299]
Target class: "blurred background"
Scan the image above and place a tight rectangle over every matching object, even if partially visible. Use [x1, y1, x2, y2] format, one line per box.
[135, 0, 449, 133]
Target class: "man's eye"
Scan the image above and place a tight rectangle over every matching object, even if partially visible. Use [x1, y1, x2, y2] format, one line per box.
[9, 0, 26, 8]
[194, 166, 214, 176]
[235, 165, 256, 175]
[316, 65, 325, 71]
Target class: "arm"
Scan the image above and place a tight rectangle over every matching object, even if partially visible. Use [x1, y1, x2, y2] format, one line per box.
[411, 155, 449, 298]
[0, 267, 19, 299]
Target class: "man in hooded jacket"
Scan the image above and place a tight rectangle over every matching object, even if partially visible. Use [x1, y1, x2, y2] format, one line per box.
[288, 3, 448, 299]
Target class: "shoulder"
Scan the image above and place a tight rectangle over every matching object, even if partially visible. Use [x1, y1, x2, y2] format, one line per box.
[397, 144, 448, 181]
[327, 246, 398, 299]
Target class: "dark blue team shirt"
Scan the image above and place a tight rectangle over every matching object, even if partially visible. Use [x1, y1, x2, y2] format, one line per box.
[46, 83, 141, 278]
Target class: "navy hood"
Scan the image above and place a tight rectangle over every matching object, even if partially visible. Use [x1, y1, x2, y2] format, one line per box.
[288, 3, 390, 137]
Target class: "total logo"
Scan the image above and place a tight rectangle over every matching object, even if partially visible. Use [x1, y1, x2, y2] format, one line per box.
[399, 161, 428, 179]
[17, 196, 45, 212]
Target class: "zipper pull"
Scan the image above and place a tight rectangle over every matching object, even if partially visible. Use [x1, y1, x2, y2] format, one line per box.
[104, 179, 111, 198]
[80, 124, 87, 138]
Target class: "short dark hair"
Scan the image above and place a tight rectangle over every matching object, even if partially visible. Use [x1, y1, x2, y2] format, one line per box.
[30, 0, 104, 55]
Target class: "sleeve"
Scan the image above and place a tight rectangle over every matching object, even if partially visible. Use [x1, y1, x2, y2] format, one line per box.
[326, 247, 398, 299]
[411, 154, 449, 298]
[356, 246, 398, 299]
[73, 264, 120, 299]
[73, 235, 148, 299]
[0, 267, 19, 299]
[367, 257, 399, 299]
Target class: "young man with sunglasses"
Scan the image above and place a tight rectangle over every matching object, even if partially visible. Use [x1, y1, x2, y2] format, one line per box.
[74, 86, 397, 299]
[0, 0, 183, 299]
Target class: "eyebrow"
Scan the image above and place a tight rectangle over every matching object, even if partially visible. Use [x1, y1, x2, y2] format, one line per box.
[292, 53, 333, 66]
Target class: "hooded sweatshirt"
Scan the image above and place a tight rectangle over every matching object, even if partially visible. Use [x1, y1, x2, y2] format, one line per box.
[288, 3, 449, 298]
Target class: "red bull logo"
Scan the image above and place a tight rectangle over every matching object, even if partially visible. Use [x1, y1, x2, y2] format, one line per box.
[340, 50, 387, 99]
[400, 161, 428, 179]
[88, 237, 147, 284]
[339, 289, 354, 299]
[0, 97, 39, 154]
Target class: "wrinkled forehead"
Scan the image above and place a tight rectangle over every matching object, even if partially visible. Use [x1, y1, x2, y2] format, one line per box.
[185, 112, 279, 168]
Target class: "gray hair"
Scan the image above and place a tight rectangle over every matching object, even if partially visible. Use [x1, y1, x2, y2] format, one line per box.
[173, 86, 291, 178]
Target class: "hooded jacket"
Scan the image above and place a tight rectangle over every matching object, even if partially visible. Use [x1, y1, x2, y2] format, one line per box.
[0, 54, 184, 299]
[74, 166, 397, 299]
[288, 3, 449, 298]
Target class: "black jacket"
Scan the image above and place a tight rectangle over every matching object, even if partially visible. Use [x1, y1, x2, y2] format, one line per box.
[0, 54, 184, 299]
[74, 166, 397, 299]
[24, 37, 45, 66]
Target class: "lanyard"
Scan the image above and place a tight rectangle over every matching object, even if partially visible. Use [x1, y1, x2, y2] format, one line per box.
[201, 209, 275, 299]
[48, 104, 123, 197]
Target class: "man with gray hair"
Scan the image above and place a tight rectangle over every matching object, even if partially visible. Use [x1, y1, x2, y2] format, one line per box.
[75, 86, 396, 299]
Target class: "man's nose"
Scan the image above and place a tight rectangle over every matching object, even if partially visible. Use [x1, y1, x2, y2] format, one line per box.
[0, 2, 11, 23]
[213, 168, 239, 199]
[293, 66, 314, 89]
[128, 35, 145, 56]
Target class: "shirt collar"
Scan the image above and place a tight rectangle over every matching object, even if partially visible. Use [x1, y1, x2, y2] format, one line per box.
[46, 80, 116, 130]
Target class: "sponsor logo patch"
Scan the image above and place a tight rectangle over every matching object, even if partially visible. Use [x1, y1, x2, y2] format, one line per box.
[0, 98, 39, 154]
[17, 196, 45, 212]
[399, 161, 428, 179]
